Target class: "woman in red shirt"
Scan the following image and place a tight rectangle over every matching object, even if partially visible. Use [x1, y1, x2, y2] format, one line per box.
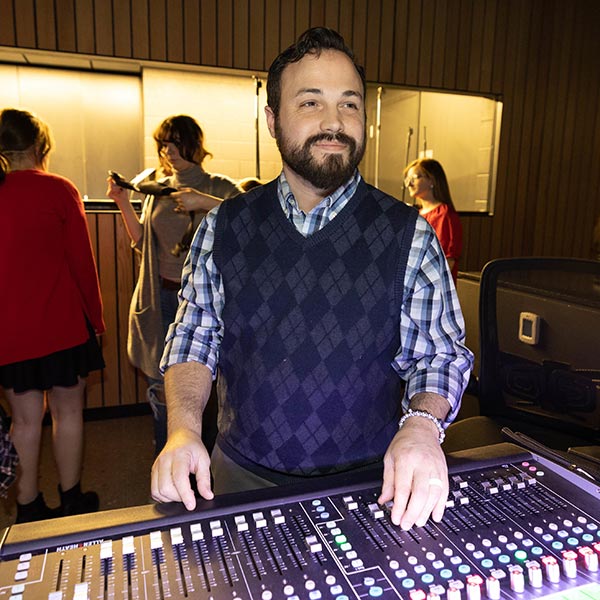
[0, 109, 105, 523]
[404, 158, 463, 283]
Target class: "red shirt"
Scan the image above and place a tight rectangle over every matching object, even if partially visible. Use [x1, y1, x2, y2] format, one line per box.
[421, 203, 463, 282]
[0, 169, 105, 365]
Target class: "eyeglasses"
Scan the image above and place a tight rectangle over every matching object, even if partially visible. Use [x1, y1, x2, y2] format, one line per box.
[159, 138, 182, 151]
[404, 174, 424, 187]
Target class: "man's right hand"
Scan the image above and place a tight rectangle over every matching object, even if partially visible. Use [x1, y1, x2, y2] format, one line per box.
[150, 427, 214, 510]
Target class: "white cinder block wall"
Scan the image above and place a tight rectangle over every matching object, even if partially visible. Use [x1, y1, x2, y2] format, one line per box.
[143, 68, 281, 184]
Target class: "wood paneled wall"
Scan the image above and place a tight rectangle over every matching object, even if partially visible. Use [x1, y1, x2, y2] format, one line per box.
[2, 0, 599, 409]
[85, 212, 146, 409]
[1, 0, 599, 270]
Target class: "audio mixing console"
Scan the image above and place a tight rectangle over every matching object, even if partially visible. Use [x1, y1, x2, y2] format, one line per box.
[1, 443, 599, 599]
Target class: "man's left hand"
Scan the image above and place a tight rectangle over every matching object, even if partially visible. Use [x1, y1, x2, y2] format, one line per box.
[378, 417, 448, 529]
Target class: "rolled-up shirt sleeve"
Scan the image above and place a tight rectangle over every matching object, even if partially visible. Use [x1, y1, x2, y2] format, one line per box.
[160, 207, 224, 377]
[394, 217, 474, 425]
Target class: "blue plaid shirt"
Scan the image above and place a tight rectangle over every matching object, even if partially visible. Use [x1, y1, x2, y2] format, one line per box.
[161, 171, 473, 425]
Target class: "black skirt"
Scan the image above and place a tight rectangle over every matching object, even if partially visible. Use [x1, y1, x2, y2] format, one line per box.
[0, 323, 105, 394]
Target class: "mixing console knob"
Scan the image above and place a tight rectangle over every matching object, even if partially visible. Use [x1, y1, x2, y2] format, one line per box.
[342, 495, 358, 510]
[526, 561, 543, 588]
[452, 475, 468, 489]
[507, 475, 518, 489]
[494, 477, 511, 491]
[150, 531, 163, 550]
[485, 576, 501, 600]
[426, 586, 445, 600]
[253, 512, 267, 528]
[190, 523, 203, 541]
[305, 535, 322, 553]
[271, 508, 286, 524]
[579, 546, 599, 572]
[170, 527, 184, 546]
[465, 574, 483, 600]
[446, 585, 462, 600]
[368, 503, 384, 519]
[452, 491, 469, 505]
[122, 535, 135, 555]
[561, 550, 578, 579]
[235, 515, 249, 532]
[210, 520, 224, 536]
[100, 540, 113, 560]
[73, 582, 88, 600]
[480, 481, 495, 495]
[541, 556, 561, 583]
[509, 566, 525, 593]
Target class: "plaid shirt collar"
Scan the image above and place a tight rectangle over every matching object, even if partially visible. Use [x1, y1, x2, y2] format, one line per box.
[277, 170, 361, 236]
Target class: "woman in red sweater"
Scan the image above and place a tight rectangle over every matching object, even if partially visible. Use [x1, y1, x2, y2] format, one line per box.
[404, 158, 463, 283]
[0, 109, 105, 523]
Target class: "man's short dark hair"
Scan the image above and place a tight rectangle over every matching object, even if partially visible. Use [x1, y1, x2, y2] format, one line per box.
[267, 27, 366, 117]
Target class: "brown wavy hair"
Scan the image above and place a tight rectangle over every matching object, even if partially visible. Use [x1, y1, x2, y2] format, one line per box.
[403, 158, 455, 211]
[153, 115, 212, 176]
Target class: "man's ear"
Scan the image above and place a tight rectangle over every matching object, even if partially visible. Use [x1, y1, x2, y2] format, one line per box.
[264, 105, 276, 139]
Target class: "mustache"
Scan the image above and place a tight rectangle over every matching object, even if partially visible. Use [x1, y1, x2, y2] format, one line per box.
[305, 132, 357, 149]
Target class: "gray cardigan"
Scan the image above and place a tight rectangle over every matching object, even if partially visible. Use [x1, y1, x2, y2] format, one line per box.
[127, 170, 240, 379]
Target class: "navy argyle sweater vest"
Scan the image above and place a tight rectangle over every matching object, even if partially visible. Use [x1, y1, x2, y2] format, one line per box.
[213, 178, 418, 476]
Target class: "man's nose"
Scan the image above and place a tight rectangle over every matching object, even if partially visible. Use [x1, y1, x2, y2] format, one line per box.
[320, 106, 344, 133]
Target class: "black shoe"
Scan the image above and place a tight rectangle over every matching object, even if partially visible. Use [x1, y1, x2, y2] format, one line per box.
[59, 482, 99, 517]
[16, 493, 59, 524]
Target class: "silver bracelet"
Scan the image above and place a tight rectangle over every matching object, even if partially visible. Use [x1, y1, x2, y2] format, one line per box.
[398, 408, 446, 444]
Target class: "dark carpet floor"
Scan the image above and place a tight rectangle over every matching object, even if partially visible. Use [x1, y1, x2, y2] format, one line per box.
[0, 414, 155, 529]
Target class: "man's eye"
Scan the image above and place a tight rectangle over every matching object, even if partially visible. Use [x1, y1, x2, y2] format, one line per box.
[342, 102, 359, 110]
[300, 101, 318, 108]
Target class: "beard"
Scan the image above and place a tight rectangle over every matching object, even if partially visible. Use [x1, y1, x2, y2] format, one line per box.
[274, 121, 366, 194]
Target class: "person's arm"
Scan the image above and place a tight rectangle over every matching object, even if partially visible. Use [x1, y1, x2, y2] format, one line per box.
[170, 187, 224, 214]
[151, 361, 214, 509]
[63, 181, 106, 334]
[379, 219, 473, 529]
[379, 392, 450, 529]
[171, 175, 243, 213]
[151, 209, 224, 508]
[446, 257, 456, 273]
[106, 177, 143, 244]
[436, 208, 463, 264]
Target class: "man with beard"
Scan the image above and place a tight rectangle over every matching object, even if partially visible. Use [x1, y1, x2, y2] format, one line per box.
[151, 28, 473, 530]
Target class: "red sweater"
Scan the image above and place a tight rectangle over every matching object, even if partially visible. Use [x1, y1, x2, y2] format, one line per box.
[0, 169, 105, 365]
[421, 203, 463, 282]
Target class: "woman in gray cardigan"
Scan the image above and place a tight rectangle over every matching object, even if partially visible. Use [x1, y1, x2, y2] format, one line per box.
[107, 115, 240, 454]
